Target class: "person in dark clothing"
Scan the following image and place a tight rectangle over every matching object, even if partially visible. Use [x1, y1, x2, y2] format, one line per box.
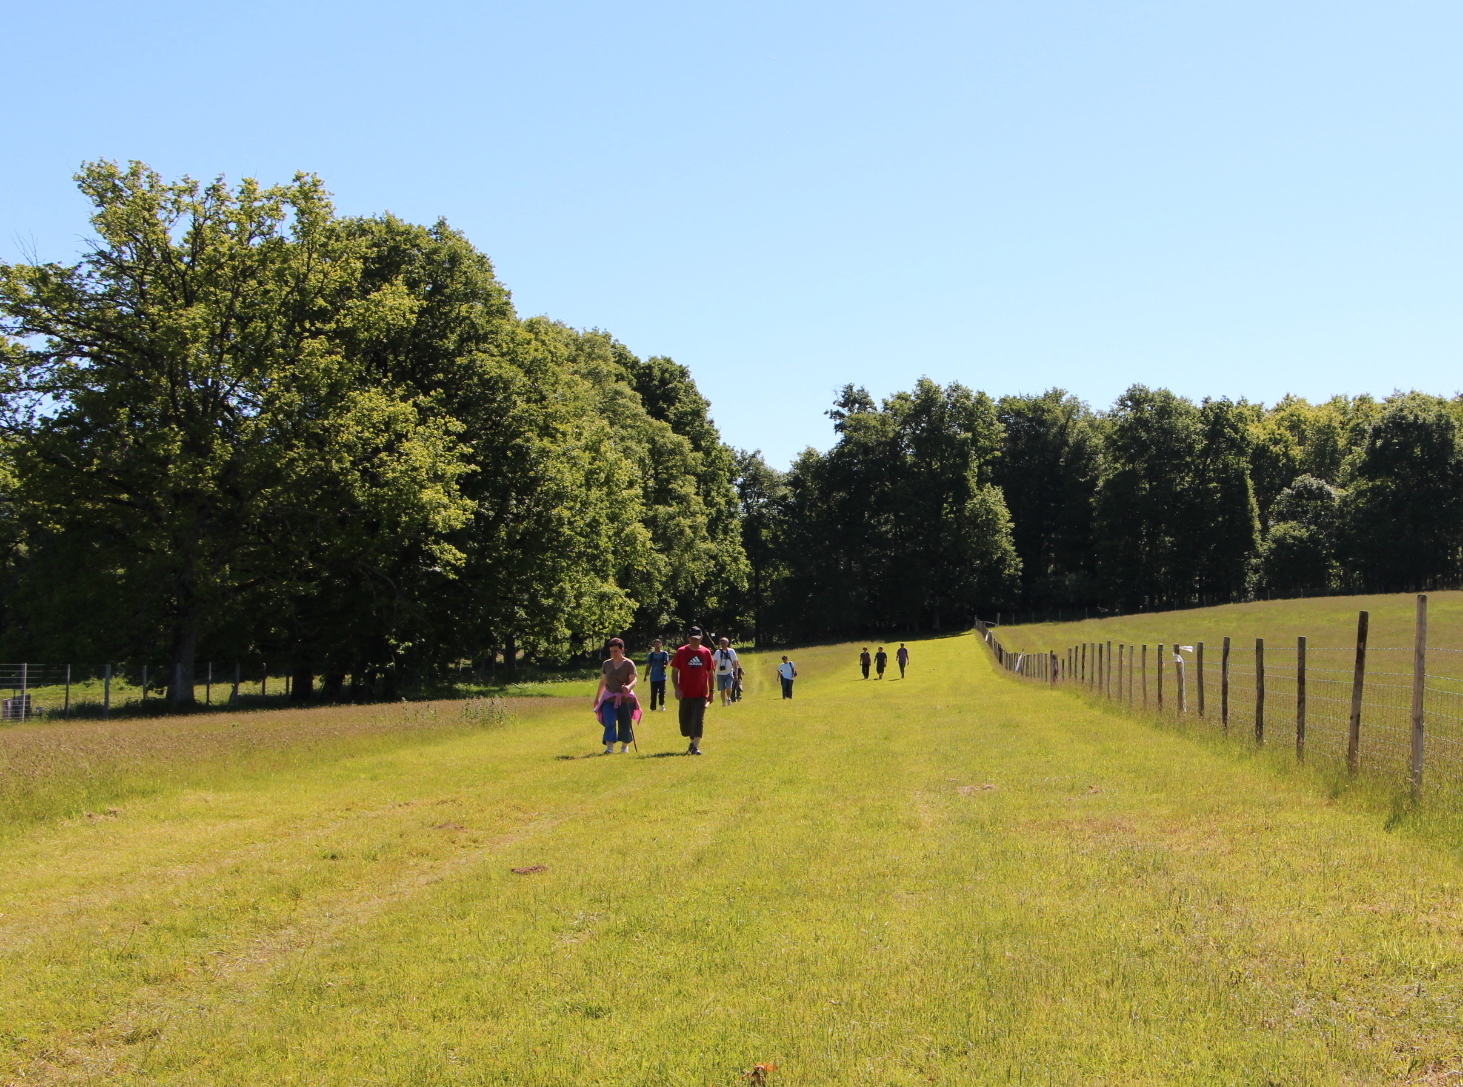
[859, 648, 871, 679]
[646, 638, 670, 711]
[896, 643, 909, 678]
[874, 646, 888, 679]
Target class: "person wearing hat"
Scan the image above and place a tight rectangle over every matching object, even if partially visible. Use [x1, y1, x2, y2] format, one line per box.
[670, 626, 715, 754]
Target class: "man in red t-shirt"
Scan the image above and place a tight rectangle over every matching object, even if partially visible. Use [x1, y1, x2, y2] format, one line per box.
[670, 626, 716, 755]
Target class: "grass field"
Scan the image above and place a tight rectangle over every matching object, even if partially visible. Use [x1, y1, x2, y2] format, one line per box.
[992, 591, 1463, 667]
[990, 592, 1463, 789]
[5, 633, 1463, 1085]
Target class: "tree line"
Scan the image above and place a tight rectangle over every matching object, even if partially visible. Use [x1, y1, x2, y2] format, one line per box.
[739, 384, 1463, 639]
[2, 164, 1460, 703]
[0, 163, 746, 703]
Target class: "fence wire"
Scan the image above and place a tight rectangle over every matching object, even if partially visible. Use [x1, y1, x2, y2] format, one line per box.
[0, 663, 290, 720]
[978, 606, 1463, 793]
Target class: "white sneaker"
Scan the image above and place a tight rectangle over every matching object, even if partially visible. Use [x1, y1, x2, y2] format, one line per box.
[620, 744, 631, 753]
[604, 745, 615, 755]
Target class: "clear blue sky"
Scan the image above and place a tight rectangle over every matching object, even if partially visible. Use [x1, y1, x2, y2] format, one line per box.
[4, 0, 1461, 468]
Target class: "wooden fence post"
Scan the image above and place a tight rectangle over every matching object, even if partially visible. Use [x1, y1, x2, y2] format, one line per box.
[1347, 610, 1369, 774]
[64, 664, 71, 719]
[1296, 636, 1307, 762]
[1080, 643, 1086, 683]
[1106, 641, 1112, 698]
[1254, 638, 1265, 743]
[104, 664, 111, 718]
[1118, 644, 1125, 701]
[1197, 642, 1205, 718]
[1128, 646, 1135, 706]
[1142, 645, 1148, 709]
[1157, 644, 1165, 711]
[141, 664, 148, 704]
[1176, 647, 1186, 714]
[1221, 637, 1230, 730]
[1411, 594, 1428, 796]
[206, 662, 212, 706]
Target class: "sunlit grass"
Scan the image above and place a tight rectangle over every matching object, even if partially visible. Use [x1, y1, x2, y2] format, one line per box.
[994, 590, 1463, 667]
[4, 635, 1463, 1084]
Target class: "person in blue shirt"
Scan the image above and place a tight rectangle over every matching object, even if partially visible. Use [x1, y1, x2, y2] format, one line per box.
[646, 638, 671, 711]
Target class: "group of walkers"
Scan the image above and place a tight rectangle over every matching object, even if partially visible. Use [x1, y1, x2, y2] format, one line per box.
[593, 627, 798, 756]
[594, 629, 912, 756]
[858, 643, 910, 680]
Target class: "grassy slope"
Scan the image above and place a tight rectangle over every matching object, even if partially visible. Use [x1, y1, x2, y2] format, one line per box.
[994, 590, 1463, 660]
[4, 638, 1463, 1085]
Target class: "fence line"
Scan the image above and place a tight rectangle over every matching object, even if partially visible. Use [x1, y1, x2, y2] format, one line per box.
[978, 595, 1456, 796]
[0, 662, 308, 721]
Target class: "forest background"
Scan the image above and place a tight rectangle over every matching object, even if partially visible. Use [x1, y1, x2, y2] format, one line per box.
[1, 164, 1461, 705]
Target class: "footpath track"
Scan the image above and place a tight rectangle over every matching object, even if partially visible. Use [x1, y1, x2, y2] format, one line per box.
[2, 635, 1462, 1086]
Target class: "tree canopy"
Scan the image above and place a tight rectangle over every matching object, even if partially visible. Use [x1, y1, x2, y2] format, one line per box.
[3, 162, 1462, 687]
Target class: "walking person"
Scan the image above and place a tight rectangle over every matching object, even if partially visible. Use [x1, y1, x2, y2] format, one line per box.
[714, 637, 740, 706]
[896, 643, 909, 679]
[778, 655, 797, 699]
[671, 626, 715, 755]
[859, 647, 871, 679]
[646, 638, 670, 711]
[593, 637, 639, 754]
[874, 646, 888, 679]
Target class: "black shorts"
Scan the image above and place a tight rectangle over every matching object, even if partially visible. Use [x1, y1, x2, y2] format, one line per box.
[678, 697, 707, 738]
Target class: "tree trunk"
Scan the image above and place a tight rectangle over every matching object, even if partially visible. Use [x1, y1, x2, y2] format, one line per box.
[349, 669, 375, 703]
[168, 615, 198, 706]
[290, 664, 315, 703]
[321, 673, 345, 701]
[383, 666, 399, 701]
[504, 634, 518, 675]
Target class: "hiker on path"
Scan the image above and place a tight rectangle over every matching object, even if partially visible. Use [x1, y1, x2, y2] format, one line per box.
[593, 637, 639, 754]
[671, 626, 715, 755]
[874, 646, 888, 679]
[646, 638, 670, 711]
[778, 655, 797, 699]
[896, 643, 909, 678]
[859, 648, 872, 679]
[714, 637, 740, 706]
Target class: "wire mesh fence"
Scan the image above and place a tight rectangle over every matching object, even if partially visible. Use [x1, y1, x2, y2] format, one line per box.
[0, 662, 301, 721]
[978, 596, 1463, 795]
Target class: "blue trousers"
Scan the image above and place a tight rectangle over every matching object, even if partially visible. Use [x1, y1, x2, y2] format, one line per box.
[601, 699, 634, 744]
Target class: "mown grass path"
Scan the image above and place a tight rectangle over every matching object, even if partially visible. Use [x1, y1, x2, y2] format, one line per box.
[4, 635, 1463, 1085]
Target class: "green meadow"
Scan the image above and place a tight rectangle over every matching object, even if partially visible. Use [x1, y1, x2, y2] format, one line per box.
[4, 631, 1463, 1085]
[993, 590, 1463, 669]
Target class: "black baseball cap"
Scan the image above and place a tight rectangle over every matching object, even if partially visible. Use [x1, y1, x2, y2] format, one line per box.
[688, 626, 703, 637]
